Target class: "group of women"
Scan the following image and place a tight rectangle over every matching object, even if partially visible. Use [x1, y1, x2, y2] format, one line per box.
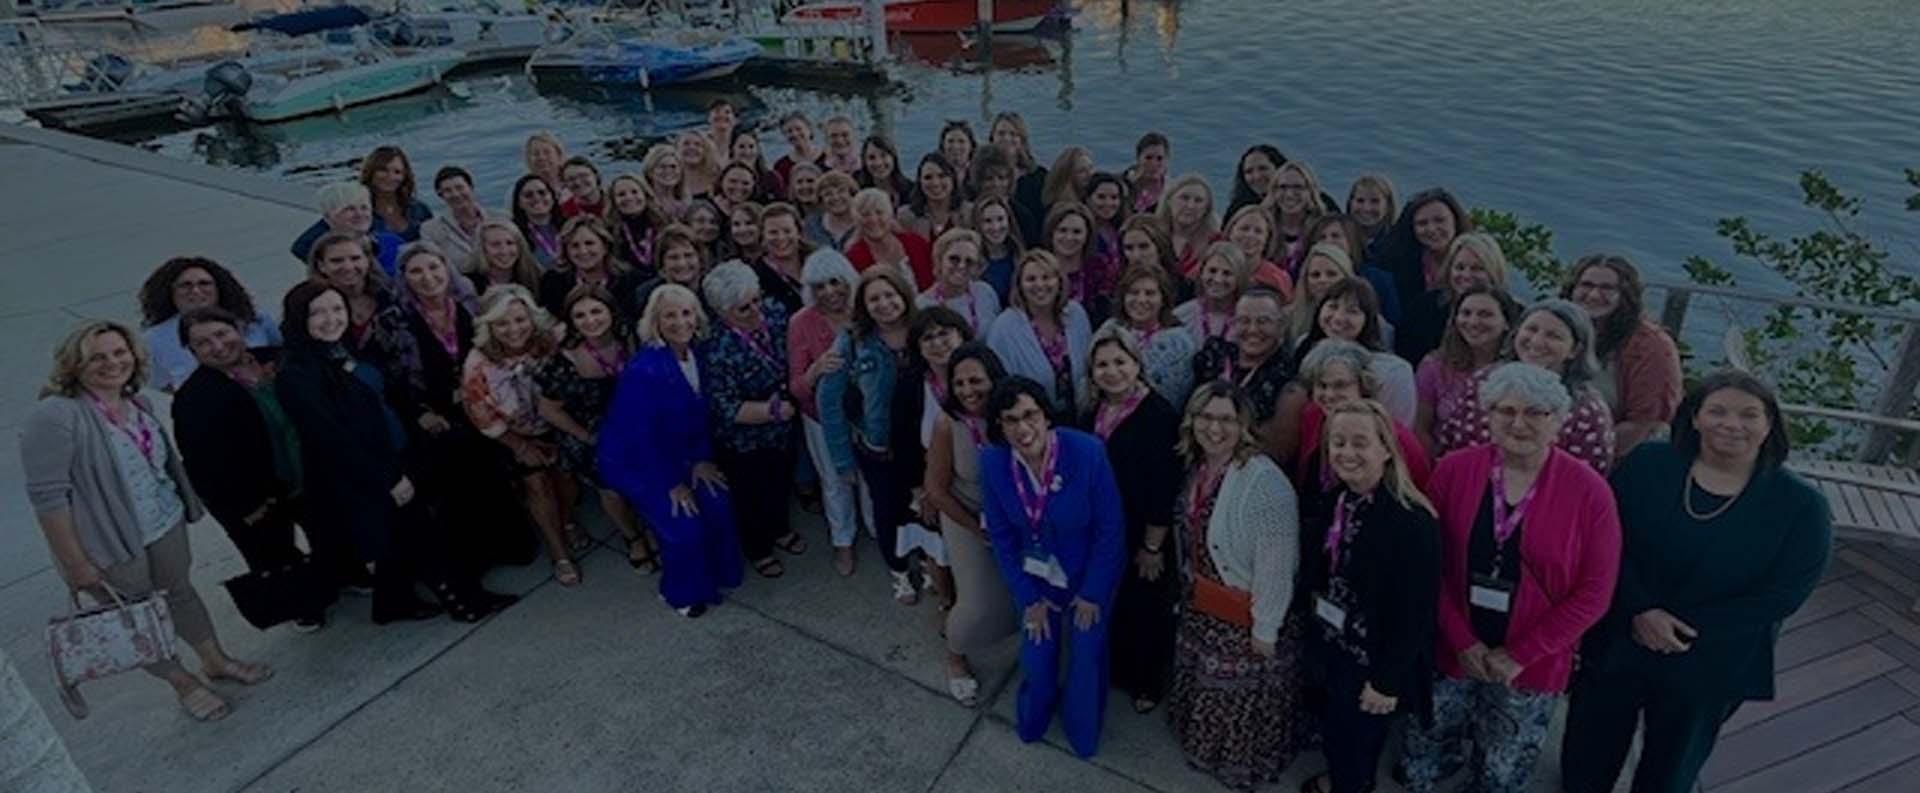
[21, 109, 1831, 793]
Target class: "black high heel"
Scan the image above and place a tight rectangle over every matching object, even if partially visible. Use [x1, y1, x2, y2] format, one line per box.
[429, 582, 487, 623]
[371, 596, 443, 625]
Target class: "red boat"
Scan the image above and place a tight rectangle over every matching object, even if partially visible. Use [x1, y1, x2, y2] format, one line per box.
[782, 0, 1057, 34]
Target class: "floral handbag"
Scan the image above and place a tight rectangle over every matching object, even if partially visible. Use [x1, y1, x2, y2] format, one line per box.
[46, 584, 176, 720]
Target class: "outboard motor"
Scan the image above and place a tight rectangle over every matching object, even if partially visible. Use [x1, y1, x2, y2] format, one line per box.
[180, 60, 254, 123]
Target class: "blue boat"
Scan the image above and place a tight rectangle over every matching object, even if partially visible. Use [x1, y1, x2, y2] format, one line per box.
[526, 30, 759, 89]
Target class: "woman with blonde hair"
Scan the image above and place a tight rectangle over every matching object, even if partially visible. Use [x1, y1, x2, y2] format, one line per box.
[524, 132, 568, 191]
[1156, 173, 1219, 276]
[22, 321, 273, 721]
[1164, 380, 1307, 787]
[1346, 174, 1399, 250]
[1299, 399, 1442, 793]
[987, 250, 1093, 411]
[676, 132, 721, 198]
[1174, 241, 1252, 346]
[919, 227, 1001, 333]
[642, 144, 691, 223]
[1261, 160, 1329, 269]
[462, 285, 579, 586]
[1221, 204, 1297, 297]
[468, 219, 545, 293]
[1307, 213, 1403, 325]
[1396, 231, 1511, 363]
[988, 111, 1046, 240]
[537, 216, 639, 318]
[603, 173, 660, 277]
[1041, 145, 1095, 210]
[598, 284, 745, 617]
[1288, 242, 1358, 346]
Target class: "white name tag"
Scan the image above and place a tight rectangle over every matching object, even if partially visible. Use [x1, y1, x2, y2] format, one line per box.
[1315, 596, 1348, 631]
[1023, 554, 1069, 589]
[1470, 584, 1513, 613]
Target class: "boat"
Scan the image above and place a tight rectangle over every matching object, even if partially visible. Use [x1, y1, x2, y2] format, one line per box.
[781, 0, 1058, 34]
[526, 28, 758, 89]
[375, 1, 570, 67]
[177, 7, 464, 123]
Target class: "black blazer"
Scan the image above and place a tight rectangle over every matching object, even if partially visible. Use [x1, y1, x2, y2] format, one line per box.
[1079, 392, 1181, 551]
[275, 346, 405, 558]
[171, 358, 292, 525]
[1299, 486, 1443, 721]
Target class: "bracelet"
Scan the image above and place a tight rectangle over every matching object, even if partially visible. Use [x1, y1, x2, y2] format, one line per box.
[1142, 545, 1163, 555]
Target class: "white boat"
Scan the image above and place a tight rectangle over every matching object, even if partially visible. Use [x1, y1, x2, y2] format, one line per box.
[377, 1, 569, 65]
[174, 7, 461, 123]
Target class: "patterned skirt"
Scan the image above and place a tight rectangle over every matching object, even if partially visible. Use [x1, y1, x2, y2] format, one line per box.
[1164, 600, 1308, 790]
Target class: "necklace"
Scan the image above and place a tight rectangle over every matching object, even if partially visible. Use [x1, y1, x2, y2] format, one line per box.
[1683, 469, 1744, 521]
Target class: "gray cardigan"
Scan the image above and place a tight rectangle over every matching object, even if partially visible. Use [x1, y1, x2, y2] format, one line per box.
[20, 394, 203, 568]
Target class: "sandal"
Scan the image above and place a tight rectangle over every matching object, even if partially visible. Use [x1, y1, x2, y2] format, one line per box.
[565, 523, 591, 554]
[774, 532, 809, 555]
[1298, 772, 1333, 793]
[946, 675, 979, 707]
[180, 687, 230, 722]
[625, 537, 661, 574]
[1132, 696, 1158, 714]
[752, 557, 785, 578]
[553, 559, 582, 587]
[207, 660, 275, 686]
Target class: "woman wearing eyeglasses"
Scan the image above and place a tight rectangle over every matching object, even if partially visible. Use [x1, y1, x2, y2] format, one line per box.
[979, 376, 1126, 758]
[1561, 254, 1682, 460]
[1398, 362, 1621, 793]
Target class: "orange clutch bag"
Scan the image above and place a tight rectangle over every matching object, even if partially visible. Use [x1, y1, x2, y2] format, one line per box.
[1191, 576, 1254, 629]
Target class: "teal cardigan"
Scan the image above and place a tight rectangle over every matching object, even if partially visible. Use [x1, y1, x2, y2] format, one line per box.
[1587, 441, 1832, 702]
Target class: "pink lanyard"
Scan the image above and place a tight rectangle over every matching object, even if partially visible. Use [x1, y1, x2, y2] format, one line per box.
[624, 224, 652, 267]
[529, 224, 559, 260]
[937, 285, 977, 330]
[928, 373, 949, 406]
[1201, 309, 1227, 340]
[1325, 491, 1355, 571]
[961, 416, 987, 447]
[583, 339, 627, 377]
[1093, 389, 1145, 440]
[1010, 432, 1059, 532]
[89, 393, 156, 465]
[733, 325, 778, 369]
[1035, 324, 1067, 372]
[1185, 462, 1225, 533]
[1490, 455, 1539, 547]
[1133, 324, 1159, 349]
[425, 299, 459, 360]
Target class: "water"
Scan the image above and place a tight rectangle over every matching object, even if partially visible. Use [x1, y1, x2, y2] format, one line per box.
[126, 0, 1920, 289]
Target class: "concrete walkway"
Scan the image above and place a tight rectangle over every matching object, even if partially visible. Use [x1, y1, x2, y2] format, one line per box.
[0, 124, 1609, 793]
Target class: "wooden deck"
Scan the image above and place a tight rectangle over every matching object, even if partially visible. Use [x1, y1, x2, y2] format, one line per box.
[1697, 540, 1920, 792]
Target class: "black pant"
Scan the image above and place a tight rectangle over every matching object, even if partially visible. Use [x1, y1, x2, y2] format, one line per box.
[217, 501, 306, 572]
[1319, 650, 1394, 793]
[718, 444, 794, 562]
[1560, 664, 1741, 793]
[854, 446, 911, 573]
[1109, 558, 1176, 700]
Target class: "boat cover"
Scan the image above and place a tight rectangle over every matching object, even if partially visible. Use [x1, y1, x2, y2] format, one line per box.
[233, 6, 373, 37]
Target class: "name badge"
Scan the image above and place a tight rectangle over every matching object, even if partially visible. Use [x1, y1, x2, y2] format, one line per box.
[1314, 595, 1348, 631]
[1470, 574, 1514, 613]
[1024, 552, 1069, 589]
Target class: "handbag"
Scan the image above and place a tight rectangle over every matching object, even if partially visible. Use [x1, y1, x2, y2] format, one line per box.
[222, 555, 339, 631]
[45, 583, 177, 720]
[1190, 575, 1254, 629]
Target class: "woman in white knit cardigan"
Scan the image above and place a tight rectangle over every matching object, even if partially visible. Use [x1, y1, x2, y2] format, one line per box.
[1163, 380, 1309, 789]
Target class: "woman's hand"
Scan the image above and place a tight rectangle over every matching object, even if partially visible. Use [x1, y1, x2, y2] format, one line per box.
[512, 439, 556, 467]
[1023, 600, 1058, 643]
[1071, 597, 1102, 631]
[692, 462, 728, 492]
[1458, 642, 1493, 682]
[390, 476, 415, 507]
[1358, 682, 1398, 715]
[1133, 547, 1165, 581]
[808, 348, 844, 381]
[1484, 648, 1524, 685]
[669, 484, 699, 517]
[60, 557, 104, 590]
[1632, 608, 1698, 655]
[418, 412, 451, 434]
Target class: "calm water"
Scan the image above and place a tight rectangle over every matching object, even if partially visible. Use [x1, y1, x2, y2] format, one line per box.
[130, 0, 1920, 289]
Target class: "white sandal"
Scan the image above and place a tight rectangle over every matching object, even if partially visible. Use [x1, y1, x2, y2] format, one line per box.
[890, 571, 918, 606]
[946, 675, 979, 707]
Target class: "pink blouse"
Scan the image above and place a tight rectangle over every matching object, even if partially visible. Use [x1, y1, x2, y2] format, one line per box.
[1433, 365, 1617, 474]
[786, 306, 842, 420]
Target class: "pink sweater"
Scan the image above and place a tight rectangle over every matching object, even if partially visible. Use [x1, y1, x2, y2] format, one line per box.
[786, 306, 843, 420]
[1427, 444, 1621, 693]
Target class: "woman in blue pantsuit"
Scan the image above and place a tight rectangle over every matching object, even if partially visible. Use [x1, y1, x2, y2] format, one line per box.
[979, 376, 1127, 757]
[599, 284, 744, 618]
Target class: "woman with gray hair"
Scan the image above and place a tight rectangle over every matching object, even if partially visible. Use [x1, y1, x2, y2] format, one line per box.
[787, 249, 869, 574]
[292, 181, 403, 273]
[1398, 362, 1622, 793]
[1433, 299, 1616, 473]
[701, 260, 805, 576]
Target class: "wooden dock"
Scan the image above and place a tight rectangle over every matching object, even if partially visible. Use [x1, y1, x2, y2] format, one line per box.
[1698, 540, 1920, 792]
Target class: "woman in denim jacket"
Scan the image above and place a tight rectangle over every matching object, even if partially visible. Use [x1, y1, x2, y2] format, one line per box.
[819, 267, 921, 602]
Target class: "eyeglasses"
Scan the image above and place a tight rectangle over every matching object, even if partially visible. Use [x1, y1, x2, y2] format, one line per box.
[1490, 405, 1558, 424]
[998, 407, 1048, 429]
[1192, 411, 1240, 427]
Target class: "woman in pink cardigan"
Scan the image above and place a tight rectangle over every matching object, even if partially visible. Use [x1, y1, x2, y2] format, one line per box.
[786, 249, 869, 576]
[1563, 254, 1681, 460]
[1399, 362, 1622, 793]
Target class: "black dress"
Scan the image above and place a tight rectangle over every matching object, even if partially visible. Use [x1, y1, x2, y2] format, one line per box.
[532, 350, 622, 487]
[1080, 392, 1182, 702]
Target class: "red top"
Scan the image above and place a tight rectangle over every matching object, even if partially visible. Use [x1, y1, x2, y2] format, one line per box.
[1426, 444, 1621, 694]
[560, 196, 604, 219]
[846, 231, 935, 291]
